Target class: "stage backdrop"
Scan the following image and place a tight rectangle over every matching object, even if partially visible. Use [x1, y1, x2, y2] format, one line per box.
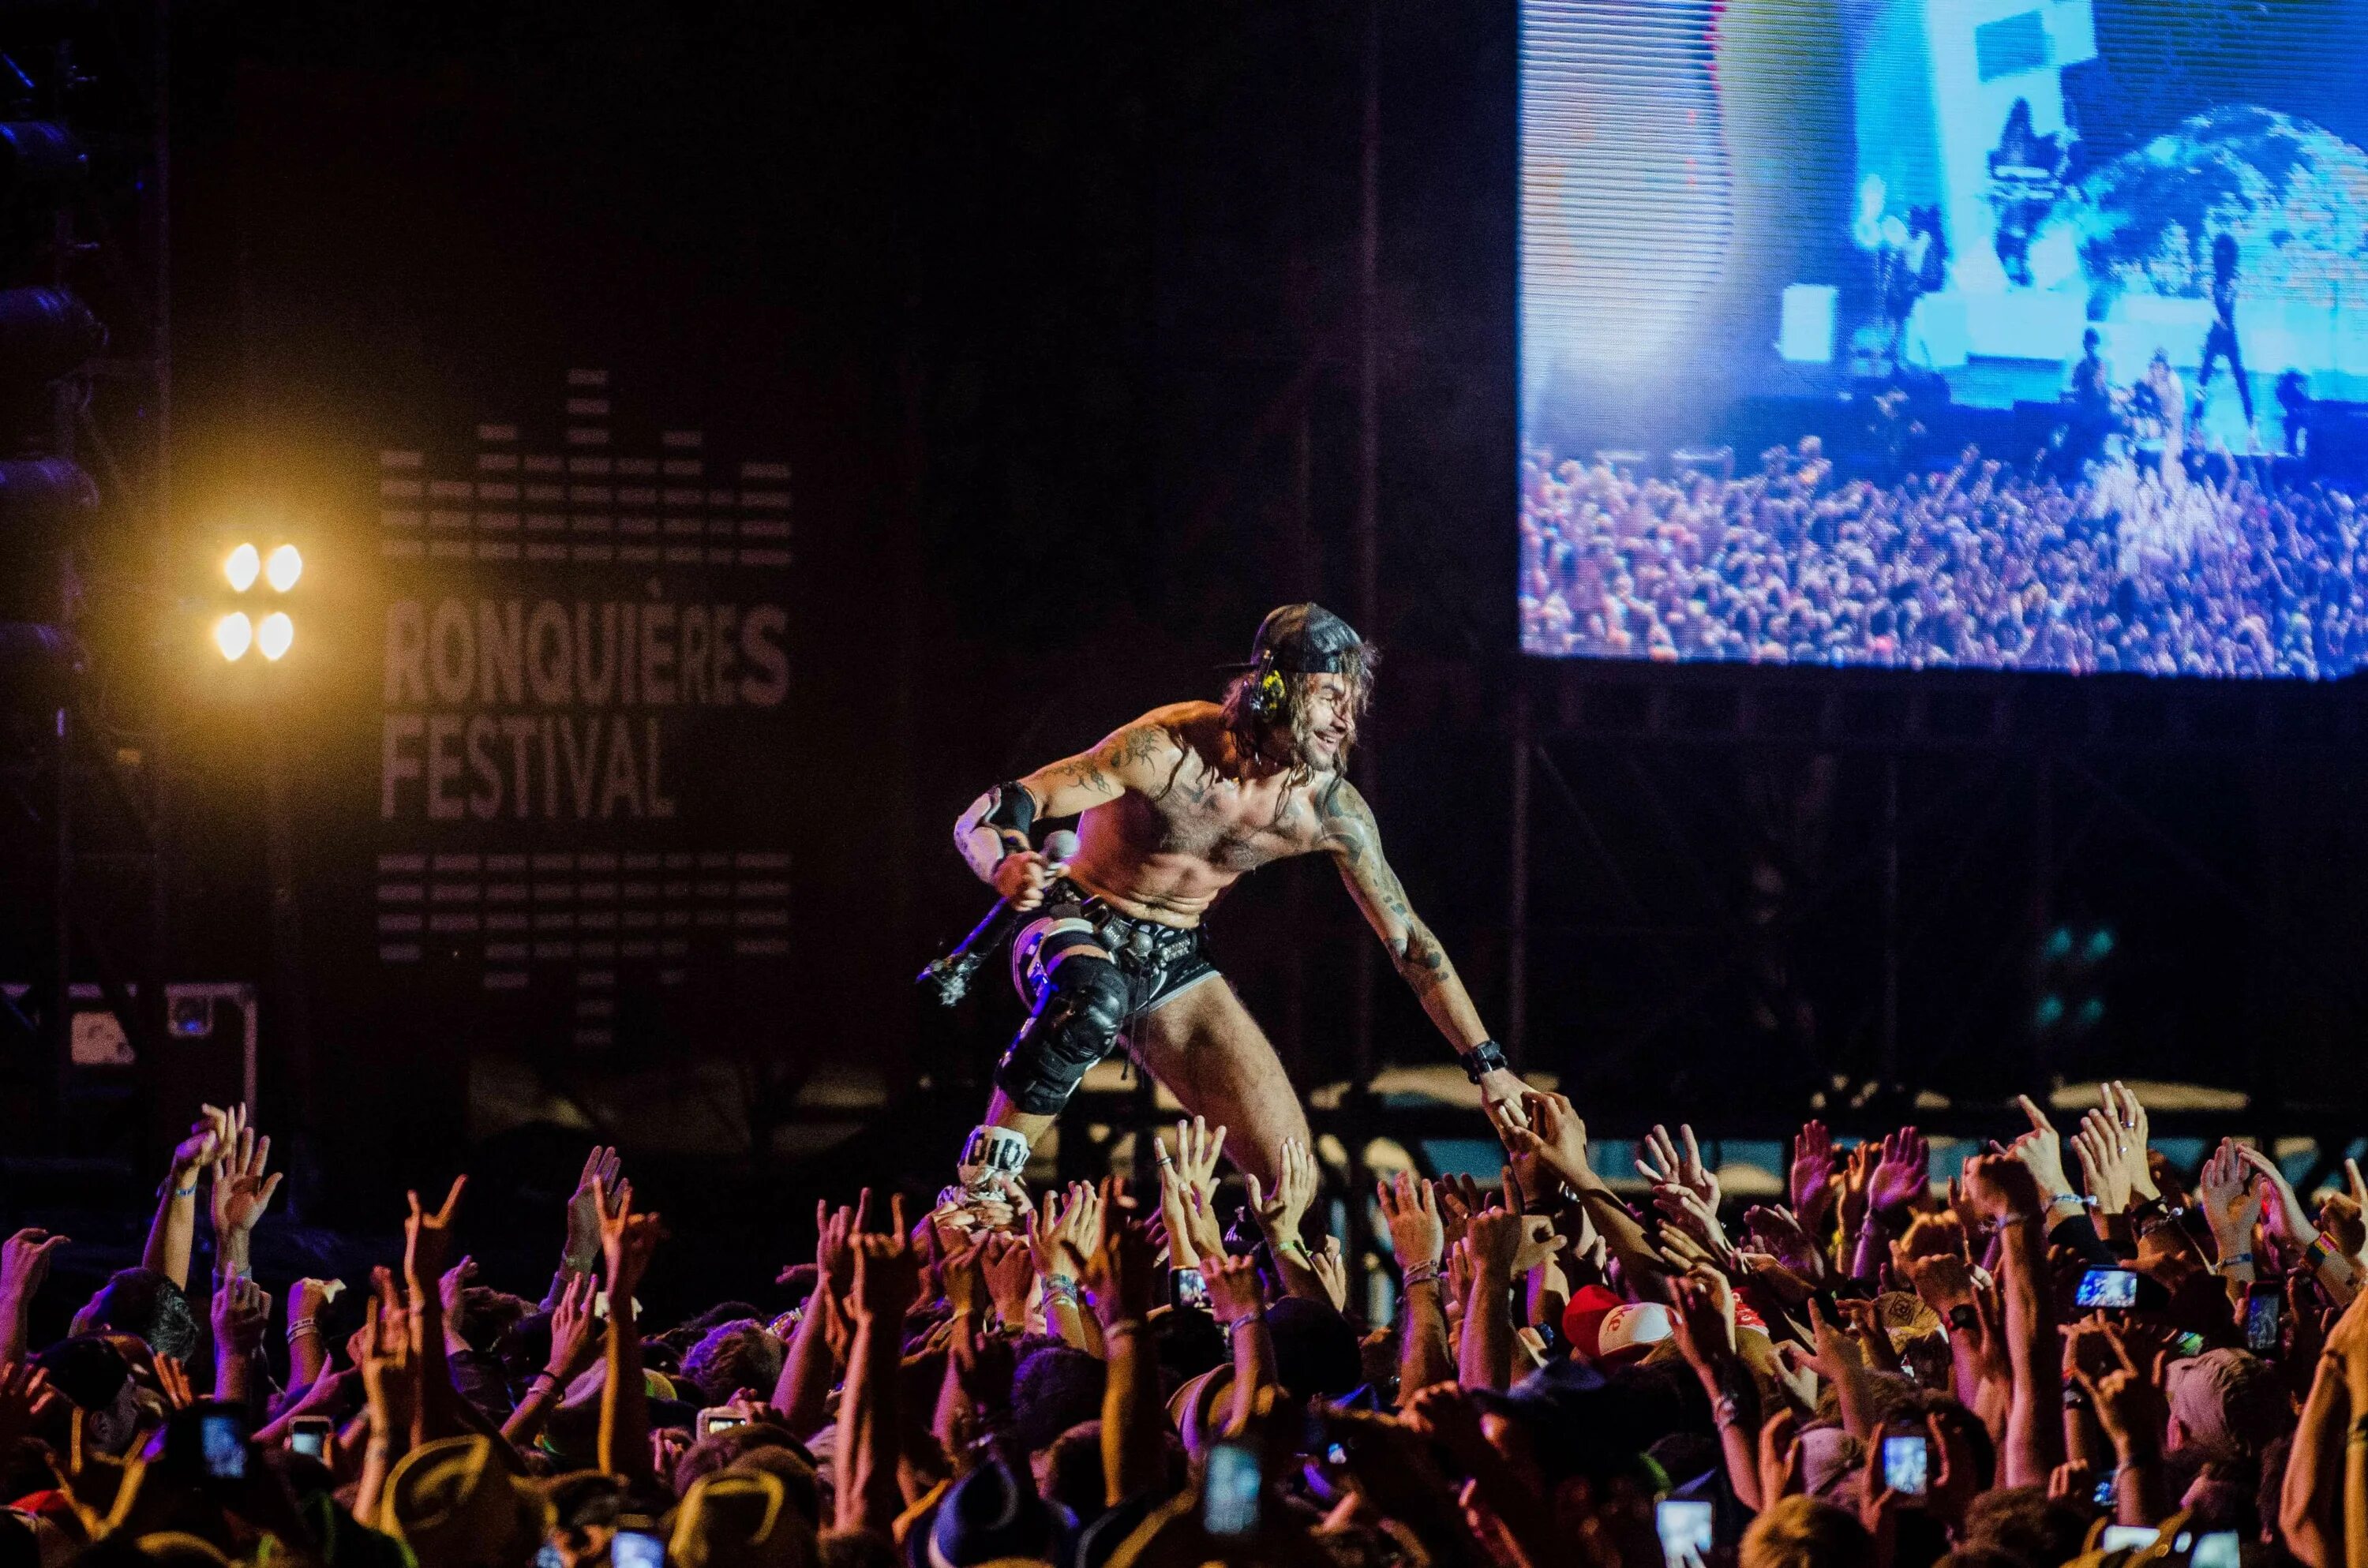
[1519, 0, 2368, 676]
[371, 373, 792, 1049]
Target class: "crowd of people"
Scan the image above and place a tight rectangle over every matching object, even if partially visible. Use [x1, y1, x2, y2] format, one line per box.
[1519, 440, 2368, 676]
[0, 1081, 2364, 1568]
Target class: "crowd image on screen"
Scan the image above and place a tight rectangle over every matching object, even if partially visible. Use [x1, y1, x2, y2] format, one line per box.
[1519, 442, 2368, 677]
[2, 1079, 2367, 1568]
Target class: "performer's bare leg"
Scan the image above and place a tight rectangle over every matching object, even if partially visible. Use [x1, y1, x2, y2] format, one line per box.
[1132, 976, 1311, 1194]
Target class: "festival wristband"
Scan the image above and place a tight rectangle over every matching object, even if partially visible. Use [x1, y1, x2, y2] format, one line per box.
[1400, 1259, 1444, 1289]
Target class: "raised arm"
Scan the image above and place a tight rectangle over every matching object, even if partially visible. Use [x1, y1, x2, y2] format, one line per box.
[1317, 778, 1531, 1119]
[951, 718, 1186, 887]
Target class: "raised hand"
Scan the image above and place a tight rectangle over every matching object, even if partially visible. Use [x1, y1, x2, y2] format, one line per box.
[2006, 1095, 2074, 1200]
[1433, 1173, 1485, 1256]
[404, 1177, 468, 1293]
[1377, 1170, 1445, 1272]
[170, 1110, 226, 1184]
[1245, 1136, 1318, 1251]
[2198, 1140, 2262, 1252]
[1206, 1252, 1266, 1326]
[291, 1277, 344, 1324]
[2071, 1113, 2129, 1215]
[847, 1196, 918, 1322]
[2102, 1082, 2159, 1200]
[977, 1233, 1036, 1330]
[1839, 1141, 1879, 1241]
[1156, 1121, 1228, 1267]
[1308, 1236, 1350, 1313]
[1652, 1183, 1736, 1267]
[2068, 1321, 2168, 1458]
[1167, 1116, 1227, 1206]
[1501, 1089, 1593, 1192]
[1744, 1204, 1829, 1282]
[0, 1230, 69, 1308]
[563, 1146, 624, 1272]
[595, 1175, 663, 1300]
[1868, 1126, 1930, 1219]
[1082, 1206, 1158, 1330]
[1960, 1151, 2041, 1224]
[815, 1190, 867, 1297]
[545, 1270, 601, 1383]
[1892, 1215, 1976, 1312]
[212, 1276, 272, 1359]
[2232, 1143, 2318, 1244]
[437, 1256, 477, 1319]
[1636, 1123, 1720, 1209]
[1025, 1181, 1099, 1282]
[1667, 1264, 1739, 1371]
[1791, 1120, 1839, 1227]
[1465, 1205, 1523, 1282]
[211, 1118, 284, 1248]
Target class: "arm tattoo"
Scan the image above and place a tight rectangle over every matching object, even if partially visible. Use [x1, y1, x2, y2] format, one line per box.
[1395, 920, 1454, 995]
[1323, 784, 1456, 995]
[1050, 754, 1119, 799]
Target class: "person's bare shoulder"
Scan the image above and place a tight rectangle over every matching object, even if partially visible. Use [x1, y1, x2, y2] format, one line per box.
[1091, 704, 1204, 789]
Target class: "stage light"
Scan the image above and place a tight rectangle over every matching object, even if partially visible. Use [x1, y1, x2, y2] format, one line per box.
[215, 612, 253, 661]
[224, 542, 259, 592]
[264, 544, 302, 592]
[257, 612, 293, 661]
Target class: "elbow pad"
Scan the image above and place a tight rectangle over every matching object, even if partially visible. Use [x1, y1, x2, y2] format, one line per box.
[954, 781, 1036, 881]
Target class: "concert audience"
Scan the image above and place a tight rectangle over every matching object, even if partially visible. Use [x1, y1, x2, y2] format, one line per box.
[0, 1083, 2363, 1568]
[1519, 442, 2368, 677]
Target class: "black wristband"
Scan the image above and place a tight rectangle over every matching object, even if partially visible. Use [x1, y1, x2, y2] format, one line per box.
[1462, 1038, 1509, 1083]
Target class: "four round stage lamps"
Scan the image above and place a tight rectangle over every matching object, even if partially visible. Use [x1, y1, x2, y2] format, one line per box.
[215, 541, 302, 661]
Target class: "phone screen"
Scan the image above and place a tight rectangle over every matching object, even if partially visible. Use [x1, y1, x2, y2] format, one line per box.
[2191, 1531, 2240, 1568]
[1204, 1442, 1261, 1537]
[2244, 1290, 2282, 1353]
[2100, 1526, 2160, 1552]
[698, 1410, 749, 1438]
[289, 1427, 327, 1459]
[2092, 1476, 2115, 1506]
[611, 1530, 667, 1568]
[2074, 1268, 2139, 1308]
[200, 1410, 249, 1480]
[1880, 1435, 1928, 1497]
[1657, 1498, 1715, 1568]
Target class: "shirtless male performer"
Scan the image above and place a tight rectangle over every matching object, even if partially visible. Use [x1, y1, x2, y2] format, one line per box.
[944, 602, 1535, 1202]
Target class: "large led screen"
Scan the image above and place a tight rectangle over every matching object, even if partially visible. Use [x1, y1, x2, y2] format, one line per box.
[1519, 0, 2368, 675]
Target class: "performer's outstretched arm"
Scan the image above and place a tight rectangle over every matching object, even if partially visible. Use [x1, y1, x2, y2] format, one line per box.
[1318, 779, 1534, 1124]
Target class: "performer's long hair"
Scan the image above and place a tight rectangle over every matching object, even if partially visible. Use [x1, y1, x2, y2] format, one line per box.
[1218, 642, 1377, 789]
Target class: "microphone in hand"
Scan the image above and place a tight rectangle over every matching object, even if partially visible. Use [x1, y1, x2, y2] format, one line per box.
[919, 829, 1079, 1006]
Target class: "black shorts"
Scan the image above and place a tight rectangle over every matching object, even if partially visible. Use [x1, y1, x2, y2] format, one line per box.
[1011, 878, 1220, 1020]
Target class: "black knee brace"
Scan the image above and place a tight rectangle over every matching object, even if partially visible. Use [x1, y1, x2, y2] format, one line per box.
[995, 955, 1130, 1116]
